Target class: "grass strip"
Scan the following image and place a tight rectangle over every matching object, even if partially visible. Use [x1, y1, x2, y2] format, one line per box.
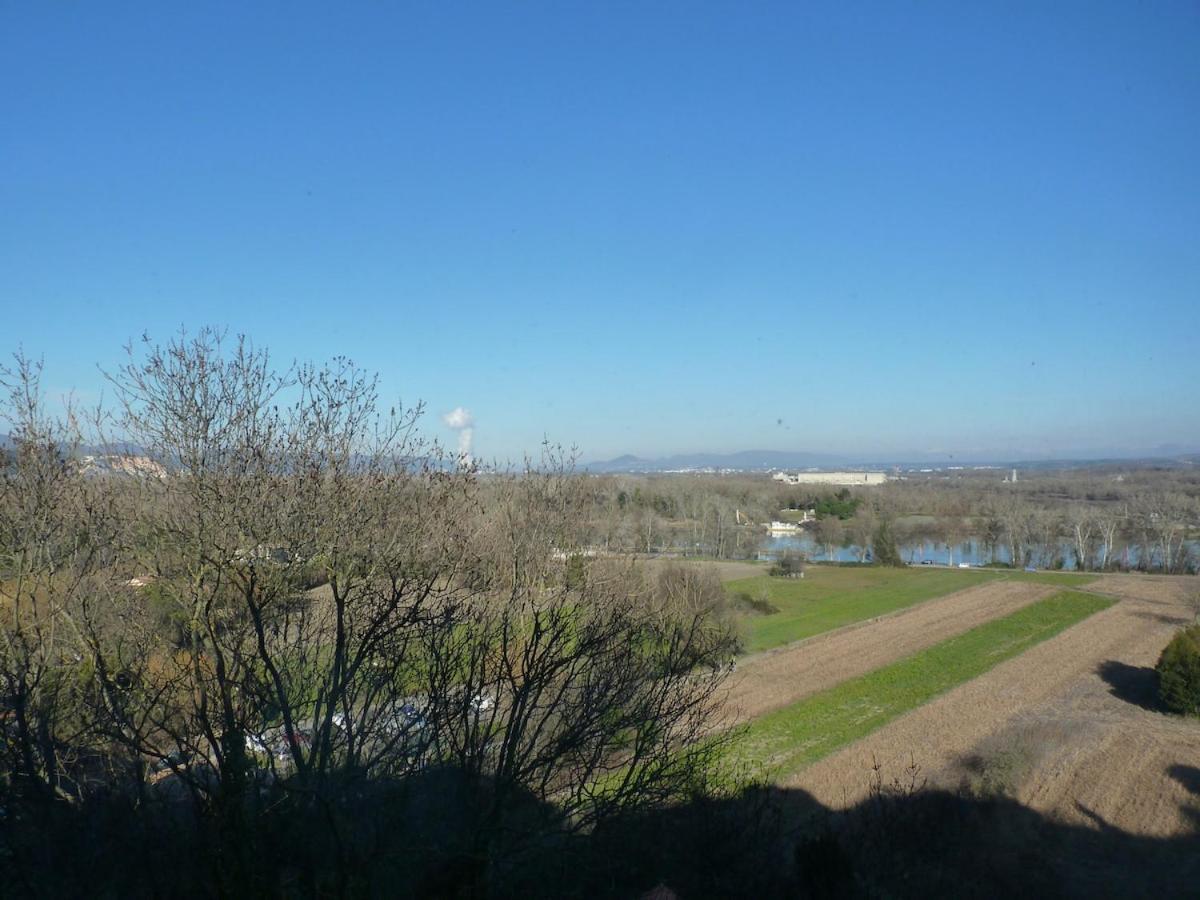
[730, 568, 1099, 653]
[734, 589, 1112, 780]
[729, 568, 1005, 653]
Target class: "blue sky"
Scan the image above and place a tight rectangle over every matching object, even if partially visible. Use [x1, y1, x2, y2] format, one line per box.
[3, 2, 1198, 462]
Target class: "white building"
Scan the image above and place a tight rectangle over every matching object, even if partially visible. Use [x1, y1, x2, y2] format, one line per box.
[766, 521, 798, 533]
[772, 471, 887, 486]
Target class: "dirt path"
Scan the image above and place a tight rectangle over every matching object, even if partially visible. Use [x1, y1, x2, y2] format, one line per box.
[783, 574, 1200, 837]
[695, 560, 767, 582]
[721, 580, 1054, 726]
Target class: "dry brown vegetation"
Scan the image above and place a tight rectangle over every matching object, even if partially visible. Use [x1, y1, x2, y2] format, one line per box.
[0, 334, 740, 898]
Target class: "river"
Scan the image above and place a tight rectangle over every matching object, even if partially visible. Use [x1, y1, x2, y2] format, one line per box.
[762, 533, 1199, 571]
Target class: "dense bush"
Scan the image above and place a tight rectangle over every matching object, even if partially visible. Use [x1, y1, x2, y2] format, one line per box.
[1156, 625, 1200, 715]
[769, 551, 806, 578]
[812, 489, 861, 520]
[731, 590, 780, 616]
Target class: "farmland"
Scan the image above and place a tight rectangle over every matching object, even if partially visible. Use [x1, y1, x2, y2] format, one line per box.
[720, 578, 1058, 724]
[726, 565, 1097, 653]
[714, 563, 1200, 871]
[733, 590, 1112, 777]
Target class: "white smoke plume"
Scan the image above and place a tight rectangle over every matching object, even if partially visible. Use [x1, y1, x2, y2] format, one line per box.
[441, 406, 474, 461]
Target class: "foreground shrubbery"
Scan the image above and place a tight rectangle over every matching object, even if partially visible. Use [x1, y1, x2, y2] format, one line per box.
[0, 333, 739, 898]
[1157, 625, 1200, 716]
[9, 764, 1200, 898]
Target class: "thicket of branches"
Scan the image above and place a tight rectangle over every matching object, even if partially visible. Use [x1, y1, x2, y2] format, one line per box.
[0, 332, 739, 897]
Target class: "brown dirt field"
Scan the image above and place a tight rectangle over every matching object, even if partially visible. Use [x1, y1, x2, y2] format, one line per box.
[687, 559, 767, 582]
[783, 573, 1200, 838]
[700, 564, 768, 585]
[720, 580, 1055, 726]
[631, 558, 766, 584]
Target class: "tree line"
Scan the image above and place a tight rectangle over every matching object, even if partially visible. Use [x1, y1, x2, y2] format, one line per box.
[568, 471, 1198, 572]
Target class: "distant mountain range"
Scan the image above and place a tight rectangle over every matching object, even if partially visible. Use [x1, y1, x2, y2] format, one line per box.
[583, 451, 852, 473]
[583, 448, 1200, 473]
[4, 434, 1196, 474]
[0, 434, 145, 456]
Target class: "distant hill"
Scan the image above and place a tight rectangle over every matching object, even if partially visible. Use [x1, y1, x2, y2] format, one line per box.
[583, 447, 1200, 473]
[0, 434, 145, 456]
[582, 450, 852, 473]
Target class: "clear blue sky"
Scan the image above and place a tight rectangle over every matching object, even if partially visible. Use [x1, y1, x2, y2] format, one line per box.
[3, 2, 1198, 462]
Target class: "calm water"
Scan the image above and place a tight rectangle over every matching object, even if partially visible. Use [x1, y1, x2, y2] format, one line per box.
[762, 534, 1199, 571]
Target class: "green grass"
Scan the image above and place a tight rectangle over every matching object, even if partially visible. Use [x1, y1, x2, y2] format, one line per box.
[734, 590, 1112, 780]
[728, 567, 1005, 653]
[728, 566, 1101, 653]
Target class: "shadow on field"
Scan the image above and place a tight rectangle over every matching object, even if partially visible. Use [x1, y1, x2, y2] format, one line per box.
[1168, 766, 1200, 833]
[1131, 609, 1192, 627]
[592, 786, 1200, 899]
[6, 769, 1200, 898]
[1096, 660, 1163, 712]
[1169, 764, 1200, 796]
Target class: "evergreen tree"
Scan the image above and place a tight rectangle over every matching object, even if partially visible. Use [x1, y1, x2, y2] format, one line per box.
[873, 517, 904, 567]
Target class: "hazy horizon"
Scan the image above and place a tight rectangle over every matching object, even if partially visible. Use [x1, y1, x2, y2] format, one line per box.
[581, 443, 1200, 467]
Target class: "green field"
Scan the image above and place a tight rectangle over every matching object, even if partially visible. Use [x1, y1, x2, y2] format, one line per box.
[734, 590, 1112, 779]
[728, 566, 1098, 653]
[728, 567, 1002, 652]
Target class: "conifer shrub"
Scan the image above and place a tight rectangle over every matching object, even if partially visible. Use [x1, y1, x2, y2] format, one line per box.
[1156, 625, 1200, 716]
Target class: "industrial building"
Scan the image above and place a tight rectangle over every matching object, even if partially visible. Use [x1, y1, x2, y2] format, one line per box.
[771, 471, 888, 486]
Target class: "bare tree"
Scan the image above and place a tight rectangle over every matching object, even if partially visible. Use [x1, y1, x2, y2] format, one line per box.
[1095, 511, 1121, 571]
[410, 457, 738, 890]
[846, 507, 877, 563]
[1130, 493, 1190, 573]
[1068, 507, 1099, 572]
[813, 515, 843, 562]
[940, 516, 969, 567]
[1, 333, 741, 895]
[0, 353, 107, 807]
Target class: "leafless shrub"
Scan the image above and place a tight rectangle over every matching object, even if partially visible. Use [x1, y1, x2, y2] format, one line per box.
[1, 333, 739, 894]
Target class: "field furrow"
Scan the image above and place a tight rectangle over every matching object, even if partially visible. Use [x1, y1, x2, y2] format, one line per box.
[722, 579, 1055, 725]
[784, 575, 1200, 839]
